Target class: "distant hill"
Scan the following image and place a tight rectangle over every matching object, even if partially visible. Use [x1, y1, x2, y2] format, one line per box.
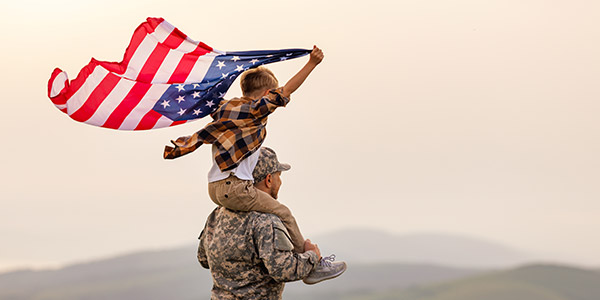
[344, 264, 600, 300]
[313, 229, 533, 268]
[0, 245, 479, 300]
[283, 263, 479, 300]
[0, 229, 544, 299]
[0, 245, 210, 300]
[2, 249, 598, 300]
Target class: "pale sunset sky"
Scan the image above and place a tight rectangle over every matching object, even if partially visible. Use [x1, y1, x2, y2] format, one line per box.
[1, 0, 599, 271]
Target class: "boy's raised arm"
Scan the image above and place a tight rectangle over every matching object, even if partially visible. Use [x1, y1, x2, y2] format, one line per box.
[281, 45, 324, 98]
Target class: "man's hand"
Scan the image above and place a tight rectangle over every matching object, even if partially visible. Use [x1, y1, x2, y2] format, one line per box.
[308, 45, 324, 66]
[304, 239, 321, 259]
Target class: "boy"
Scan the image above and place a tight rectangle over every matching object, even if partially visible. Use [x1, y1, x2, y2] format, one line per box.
[165, 46, 323, 253]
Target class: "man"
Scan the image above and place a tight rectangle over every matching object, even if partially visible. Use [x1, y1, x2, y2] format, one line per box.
[197, 147, 346, 299]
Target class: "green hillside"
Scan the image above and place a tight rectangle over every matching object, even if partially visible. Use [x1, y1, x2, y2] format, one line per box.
[343, 264, 600, 300]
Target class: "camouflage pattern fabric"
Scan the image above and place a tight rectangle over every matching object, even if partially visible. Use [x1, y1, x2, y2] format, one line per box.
[198, 207, 318, 300]
[252, 147, 291, 183]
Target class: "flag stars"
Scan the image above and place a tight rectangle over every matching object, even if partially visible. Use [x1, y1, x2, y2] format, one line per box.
[216, 61, 226, 69]
[206, 100, 215, 107]
[178, 108, 186, 116]
[218, 92, 226, 98]
[176, 84, 186, 92]
[221, 72, 229, 79]
[235, 65, 244, 72]
[176, 95, 185, 103]
[250, 59, 259, 65]
[280, 57, 288, 61]
[192, 91, 201, 98]
[193, 108, 203, 116]
[231, 56, 241, 62]
[192, 83, 201, 89]
[160, 100, 170, 109]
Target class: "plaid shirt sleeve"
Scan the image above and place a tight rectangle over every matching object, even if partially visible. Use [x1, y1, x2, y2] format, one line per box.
[163, 88, 290, 171]
[250, 87, 290, 118]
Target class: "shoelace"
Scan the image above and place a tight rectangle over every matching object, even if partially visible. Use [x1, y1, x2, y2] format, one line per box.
[319, 254, 336, 267]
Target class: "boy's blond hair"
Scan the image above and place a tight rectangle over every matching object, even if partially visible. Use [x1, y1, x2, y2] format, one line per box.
[240, 66, 279, 97]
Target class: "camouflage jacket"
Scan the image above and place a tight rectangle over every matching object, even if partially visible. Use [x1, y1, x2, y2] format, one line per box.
[198, 207, 318, 300]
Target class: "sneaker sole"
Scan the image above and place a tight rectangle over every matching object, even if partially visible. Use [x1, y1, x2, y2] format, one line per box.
[303, 262, 347, 285]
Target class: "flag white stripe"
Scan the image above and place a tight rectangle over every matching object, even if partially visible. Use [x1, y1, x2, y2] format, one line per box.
[50, 71, 68, 98]
[118, 84, 171, 130]
[178, 37, 200, 53]
[185, 52, 218, 83]
[123, 37, 159, 79]
[152, 20, 175, 42]
[152, 50, 184, 83]
[84, 78, 136, 126]
[123, 22, 174, 80]
[153, 115, 174, 129]
[151, 35, 205, 83]
[66, 66, 109, 115]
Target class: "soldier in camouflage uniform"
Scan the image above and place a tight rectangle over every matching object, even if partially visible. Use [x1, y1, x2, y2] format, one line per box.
[198, 147, 346, 299]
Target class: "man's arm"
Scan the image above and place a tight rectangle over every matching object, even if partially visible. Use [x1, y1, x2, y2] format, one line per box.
[254, 215, 318, 282]
[281, 46, 324, 98]
[197, 208, 220, 269]
[197, 229, 209, 269]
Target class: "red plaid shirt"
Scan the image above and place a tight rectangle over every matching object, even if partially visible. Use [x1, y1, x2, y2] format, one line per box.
[163, 88, 289, 171]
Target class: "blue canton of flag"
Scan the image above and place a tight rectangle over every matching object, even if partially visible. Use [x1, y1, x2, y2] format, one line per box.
[152, 49, 310, 122]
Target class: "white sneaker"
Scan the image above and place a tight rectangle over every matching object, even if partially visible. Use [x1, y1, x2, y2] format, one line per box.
[303, 254, 347, 285]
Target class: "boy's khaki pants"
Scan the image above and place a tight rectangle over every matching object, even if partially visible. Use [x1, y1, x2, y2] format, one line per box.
[208, 174, 305, 252]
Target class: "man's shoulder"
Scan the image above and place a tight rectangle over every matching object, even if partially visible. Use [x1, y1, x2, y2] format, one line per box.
[240, 210, 283, 228]
[212, 207, 282, 225]
[251, 211, 284, 227]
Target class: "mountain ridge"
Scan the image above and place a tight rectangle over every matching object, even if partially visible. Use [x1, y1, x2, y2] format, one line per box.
[1, 229, 534, 276]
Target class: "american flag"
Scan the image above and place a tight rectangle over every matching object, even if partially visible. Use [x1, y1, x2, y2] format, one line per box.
[47, 17, 310, 130]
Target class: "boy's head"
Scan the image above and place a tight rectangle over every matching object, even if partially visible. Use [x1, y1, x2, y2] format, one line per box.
[240, 66, 278, 98]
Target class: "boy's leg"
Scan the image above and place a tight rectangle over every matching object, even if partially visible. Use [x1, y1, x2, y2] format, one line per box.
[215, 175, 306, 252]
[247, 188, 306, 253]
[207, 181, 223, 206]
[211, 174, 255, 211]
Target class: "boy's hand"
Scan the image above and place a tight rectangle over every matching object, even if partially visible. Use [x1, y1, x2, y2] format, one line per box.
[171, 135, 191, 147]
[309, 45, 324, 66]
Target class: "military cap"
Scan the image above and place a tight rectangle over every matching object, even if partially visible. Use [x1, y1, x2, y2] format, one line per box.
[252, 147, 291, 183]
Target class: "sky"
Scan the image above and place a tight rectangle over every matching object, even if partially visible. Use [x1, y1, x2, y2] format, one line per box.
[1, 0, 599, 272]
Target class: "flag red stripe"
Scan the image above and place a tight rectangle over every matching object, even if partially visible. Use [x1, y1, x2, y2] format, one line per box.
[97, 18, 162, 75]
[136, 45, 170, 82]
[135, 30, 186, 83]
[52, 62, 98, 106]
[168, 46, 212, 83]
[170, 120, 187, 127]
[51, 18, 164, 108]
[164, 28, 187, 48]
[70, 72, 121, 122]
[101, 27, 187, 129]
[48, 68, 68, 103]
[102, 82, 151, 129]
[134, 110, 165, 130]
